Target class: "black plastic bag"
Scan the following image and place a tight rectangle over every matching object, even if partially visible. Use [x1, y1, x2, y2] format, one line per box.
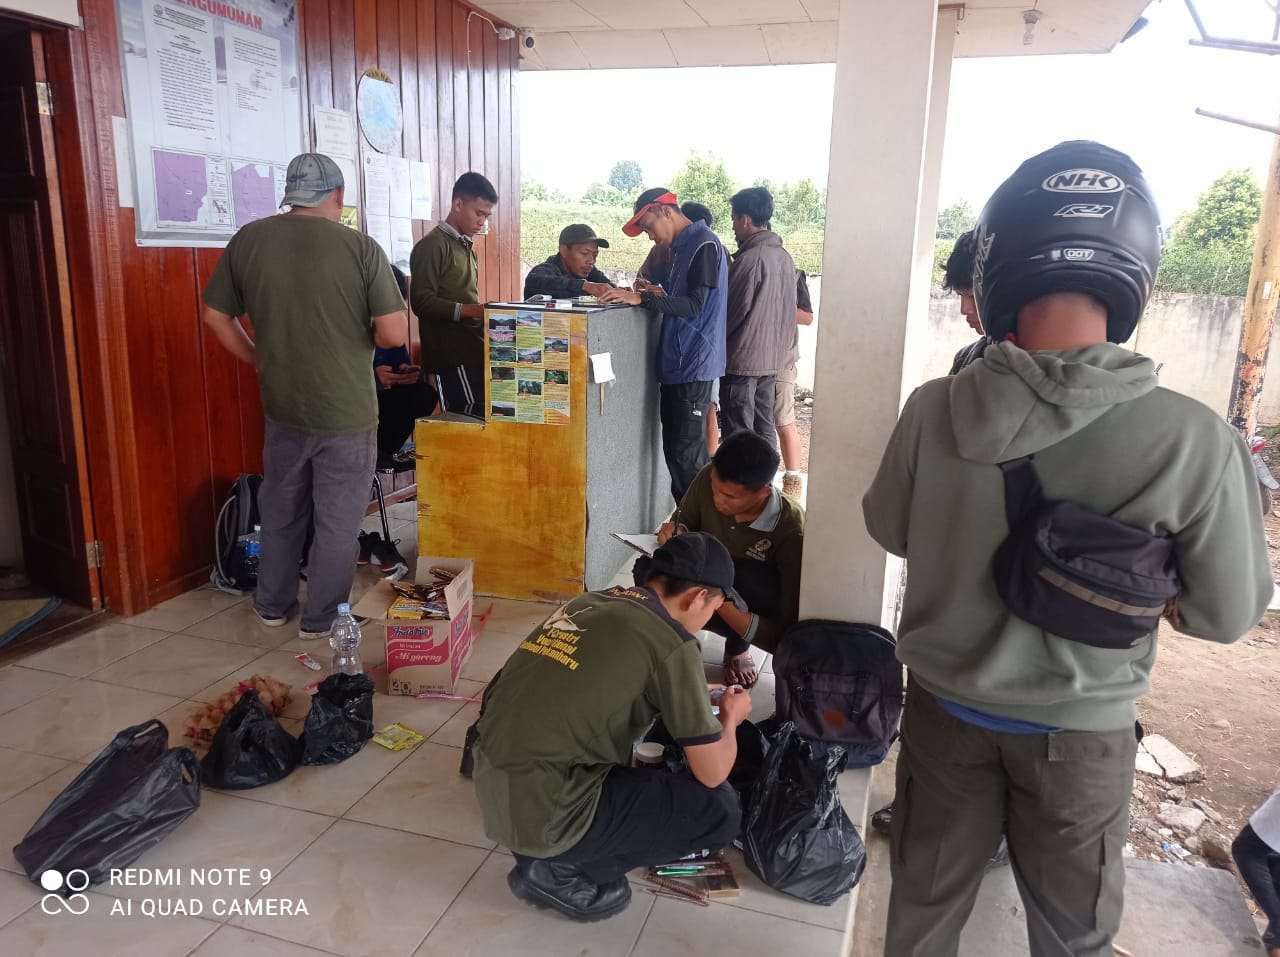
[300, 673, 375, 765]
[200, 689, 301, 789]
[13, 720, 200, 889]
[742, 721, 866, 905]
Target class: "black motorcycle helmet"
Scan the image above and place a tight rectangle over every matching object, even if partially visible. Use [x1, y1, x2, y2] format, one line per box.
[972, 140, 1162, 344]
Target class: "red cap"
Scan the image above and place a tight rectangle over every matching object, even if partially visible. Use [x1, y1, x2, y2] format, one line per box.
[622, 190, 678, 237]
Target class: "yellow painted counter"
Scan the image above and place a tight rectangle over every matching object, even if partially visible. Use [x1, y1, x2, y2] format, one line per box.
[414, 302, 668, 601]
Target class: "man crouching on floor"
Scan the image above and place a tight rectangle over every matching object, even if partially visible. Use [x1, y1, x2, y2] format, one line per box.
[470, 532, 753, 921]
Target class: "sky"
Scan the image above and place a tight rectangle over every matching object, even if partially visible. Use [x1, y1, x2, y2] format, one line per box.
[518, 0, 1280, 223]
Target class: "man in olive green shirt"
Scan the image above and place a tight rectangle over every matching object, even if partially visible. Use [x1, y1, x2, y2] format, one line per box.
[409, 172, 498, 417]
[473, 533, 752, 922]
[659, 430, 805, 688]
[202, 153, 405, 638]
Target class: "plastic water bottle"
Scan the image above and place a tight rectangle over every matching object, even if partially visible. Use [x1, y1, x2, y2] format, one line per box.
[243, 524, 262, 579]
[330, 602, 363, 676]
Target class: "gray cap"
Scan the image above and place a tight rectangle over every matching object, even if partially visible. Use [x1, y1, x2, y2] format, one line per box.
[280, 153, 344, 208]
[558, 223, 609, 248]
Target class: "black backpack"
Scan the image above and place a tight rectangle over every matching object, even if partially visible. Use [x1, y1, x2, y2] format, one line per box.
[772, 620, 902, 768]
[210, 474, 263, 594]
[993, 456, 1181, 650]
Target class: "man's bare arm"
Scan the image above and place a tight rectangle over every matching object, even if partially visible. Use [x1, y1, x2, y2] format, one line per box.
[202, 306, 255, 365]
[373, 311, 408, 349]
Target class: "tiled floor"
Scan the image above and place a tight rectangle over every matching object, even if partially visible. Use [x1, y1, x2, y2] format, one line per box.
[0, 510, 860, 956]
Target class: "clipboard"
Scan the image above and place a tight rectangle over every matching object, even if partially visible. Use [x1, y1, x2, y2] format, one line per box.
[611, 532, 658, 557]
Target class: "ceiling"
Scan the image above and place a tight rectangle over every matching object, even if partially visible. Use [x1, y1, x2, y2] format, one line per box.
[473, 1, 1154, 70]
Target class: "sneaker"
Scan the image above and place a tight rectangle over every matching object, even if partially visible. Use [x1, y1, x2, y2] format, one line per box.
[507, 860, 632, 922]
[254, 607, 287, 628]
[357, 531, 382, 566]
[298, 626, 331, 641]
[371, 537, 408, 574]
[782, 472, 804, 498]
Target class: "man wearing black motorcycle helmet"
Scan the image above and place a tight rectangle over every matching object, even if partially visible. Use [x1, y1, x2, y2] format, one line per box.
[862, 141, 1270, 955]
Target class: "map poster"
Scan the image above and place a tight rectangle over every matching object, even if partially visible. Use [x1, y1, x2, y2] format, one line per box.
[486, 310, 570, 425]
[117, 0, 304, 247]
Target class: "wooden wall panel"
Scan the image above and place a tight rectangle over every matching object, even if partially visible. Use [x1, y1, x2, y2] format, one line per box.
[64, 0, 521, 612]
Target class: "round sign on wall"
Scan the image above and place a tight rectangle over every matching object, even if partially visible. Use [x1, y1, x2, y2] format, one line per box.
[357, 70, 403, 154]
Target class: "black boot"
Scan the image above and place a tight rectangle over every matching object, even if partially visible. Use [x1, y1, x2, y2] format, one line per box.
[507, 860, 631, 922]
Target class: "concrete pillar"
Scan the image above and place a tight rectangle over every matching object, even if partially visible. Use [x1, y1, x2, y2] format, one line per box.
[799, 0, 952, 624]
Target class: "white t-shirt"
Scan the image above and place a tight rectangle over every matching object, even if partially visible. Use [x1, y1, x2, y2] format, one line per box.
[1250, 790, 1280, 849]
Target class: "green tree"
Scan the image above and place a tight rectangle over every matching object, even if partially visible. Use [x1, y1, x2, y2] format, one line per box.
[1173, 169, 1261, 247]
[1155, 169, 1261, 297]
[936, 200, 976, 240]
[772, 178, 825, 227]
[580, 182, 625, 206]
[670, 153, 735, 230]
[607, 160, 643, 195]
[521, 179, 548, 202]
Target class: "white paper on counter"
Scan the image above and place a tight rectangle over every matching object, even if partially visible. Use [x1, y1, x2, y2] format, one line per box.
[111, 115, 134, 208]
[590, 352, 616, 384]
[410, 160, 432, 219]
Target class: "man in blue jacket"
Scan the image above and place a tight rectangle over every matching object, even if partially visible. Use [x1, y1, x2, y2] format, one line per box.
[602, 188, 729, 502]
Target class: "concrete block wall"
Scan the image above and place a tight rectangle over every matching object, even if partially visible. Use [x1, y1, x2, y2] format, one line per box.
[916, 292, 1259, 422]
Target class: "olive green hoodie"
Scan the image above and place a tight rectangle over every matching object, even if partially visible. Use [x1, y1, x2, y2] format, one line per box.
[863, 341, 1271, 731]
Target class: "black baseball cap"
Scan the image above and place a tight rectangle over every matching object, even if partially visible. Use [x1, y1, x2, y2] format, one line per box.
[645, 533, 747, 612]
[559, 224, 609, 248]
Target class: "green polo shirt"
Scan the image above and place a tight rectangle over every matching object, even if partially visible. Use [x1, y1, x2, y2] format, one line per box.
[472, 586, 723, 857]
[673, 464, 805, 654]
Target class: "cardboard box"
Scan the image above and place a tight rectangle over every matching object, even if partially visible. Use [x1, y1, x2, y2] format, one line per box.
[353, 557, 475, 696]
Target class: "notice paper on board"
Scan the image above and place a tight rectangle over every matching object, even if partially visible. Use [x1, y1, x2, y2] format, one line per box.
[590, 353, 616, 384]
[611, 533, 658, 557]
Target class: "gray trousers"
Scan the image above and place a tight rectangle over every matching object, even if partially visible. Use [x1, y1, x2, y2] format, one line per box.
[256, 418, 375, 632]
[886, 681, 1137, 957]
[719, 374, 777, 446]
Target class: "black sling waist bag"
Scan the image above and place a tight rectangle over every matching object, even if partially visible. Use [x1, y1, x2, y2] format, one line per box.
[992, 456, 1181, 650]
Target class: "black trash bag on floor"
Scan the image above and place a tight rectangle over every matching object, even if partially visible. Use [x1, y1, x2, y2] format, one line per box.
[742, 721, 866, 905]
[200, 689, 301, 789]
[13, 720, 200, 889]
[300, 672, 375, 765]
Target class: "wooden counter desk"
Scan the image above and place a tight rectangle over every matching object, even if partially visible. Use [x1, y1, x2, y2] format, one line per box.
[413, 302, 671, 601]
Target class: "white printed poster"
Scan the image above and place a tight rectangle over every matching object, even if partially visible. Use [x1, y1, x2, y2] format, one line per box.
[117, 0, 304, 247]
[362, 148, 390, 217]
[410, 160, 432, 220]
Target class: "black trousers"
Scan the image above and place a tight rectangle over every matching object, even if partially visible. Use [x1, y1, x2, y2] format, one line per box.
[376, 381, 438, 457]
[431, 364, 484, 418]
[705, 558, 780, 659]
[659, 380, 714, 503]
[1234, 824, 1280, 948]
[719, 374, 777, 446]
[516, 766, 741, 884]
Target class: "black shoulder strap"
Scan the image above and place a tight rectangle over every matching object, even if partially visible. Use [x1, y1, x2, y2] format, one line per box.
[998, 456, 1046, 527]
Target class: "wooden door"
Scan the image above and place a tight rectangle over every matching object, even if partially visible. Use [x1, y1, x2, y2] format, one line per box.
[0, 25, 100, 608]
